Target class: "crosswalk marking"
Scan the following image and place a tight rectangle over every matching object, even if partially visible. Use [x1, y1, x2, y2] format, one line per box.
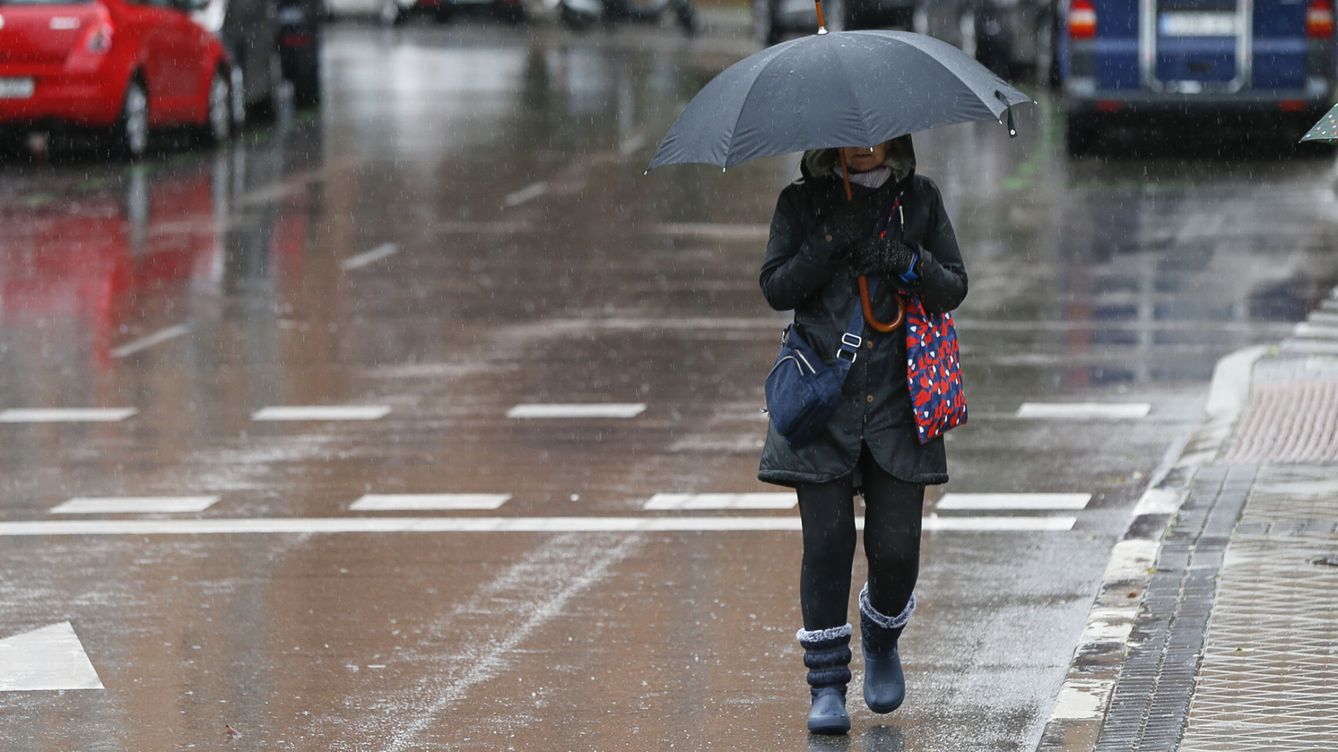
[51, 496, 219, 515]
[644, 493, 795, 510]
[252, 406, 392, 421]
[0, 408, 137, 423]
[507, 403, 646, 419]
[0, 515, 1075, 536]
[350, 494, 511, 511]
[0, 622, 103, 692]
[1016, 403, 1151, 419]
[938, 493, 1092, 511]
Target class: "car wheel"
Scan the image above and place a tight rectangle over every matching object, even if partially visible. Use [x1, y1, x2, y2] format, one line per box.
[958, 5, 977, 59]
[255, 50, 288, 120]
[200, 69, 232, 145]
[230, 65, 247, 131]
[379, 0, 403, 25]
[674, 0, 697, 35]
[1064, 114, 1099, 156]
[559, 4, 594, 29]
[751, 0, 777, 45]
[112, 77, 150, 159]
[291, 45, 322, 108]
[495, 1, 524, 23]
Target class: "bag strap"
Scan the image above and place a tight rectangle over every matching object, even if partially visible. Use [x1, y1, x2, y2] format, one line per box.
[835, 277, 877, 370]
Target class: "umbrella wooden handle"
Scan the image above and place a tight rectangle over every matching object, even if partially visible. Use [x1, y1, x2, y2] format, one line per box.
[859, 276, 905, 332]
[837, 149, 905, 333]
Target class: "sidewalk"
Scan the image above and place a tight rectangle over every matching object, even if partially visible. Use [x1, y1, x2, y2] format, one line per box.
[1042, 288, 1338, 750]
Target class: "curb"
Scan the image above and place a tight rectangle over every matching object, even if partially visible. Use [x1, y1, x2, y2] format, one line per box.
[1035, 344, 1267, 751]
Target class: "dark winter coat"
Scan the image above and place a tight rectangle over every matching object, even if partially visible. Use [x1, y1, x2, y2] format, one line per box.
[757, 136, 968, 489]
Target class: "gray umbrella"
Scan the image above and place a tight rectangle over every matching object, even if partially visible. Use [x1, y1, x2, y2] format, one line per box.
[648, 29, 1034, 170]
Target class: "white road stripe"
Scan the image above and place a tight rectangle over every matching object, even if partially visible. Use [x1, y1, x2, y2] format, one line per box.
[350, 494, 511, 511]
[110, 325, 190, 358]
[938, 493, 1092, 511]
[507, 403, 646, 419]
[0, 408, 137, 423]
[503, 181, 547, 207]
[651, 223, 771, 241]
[644, 493, 795, 510]
[0, 622, 103, 692]
[251, 405, 391, 421]
[51, 496, 219, 515]
[1292, 321, 1338, 338]
[0, 515, 1075, 536]
[340, 243, 400, 271]
[619, 134, 646, 156]
[1016, 403, 1151, 420]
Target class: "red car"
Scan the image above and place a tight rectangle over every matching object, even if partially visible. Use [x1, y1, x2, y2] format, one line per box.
[0, 0, 234, 158]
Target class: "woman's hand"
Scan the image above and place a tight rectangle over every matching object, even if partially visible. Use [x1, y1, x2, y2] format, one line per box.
[846, 237, 921, 282]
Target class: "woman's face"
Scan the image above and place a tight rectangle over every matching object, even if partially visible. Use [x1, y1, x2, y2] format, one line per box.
[838, 143, 888, 173]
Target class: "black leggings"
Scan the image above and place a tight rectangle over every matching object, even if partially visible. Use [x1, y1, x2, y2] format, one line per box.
[797, 444, 925, 631]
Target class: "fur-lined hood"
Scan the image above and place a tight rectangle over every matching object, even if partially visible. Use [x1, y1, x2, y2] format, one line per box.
[799, 134, 916, 184]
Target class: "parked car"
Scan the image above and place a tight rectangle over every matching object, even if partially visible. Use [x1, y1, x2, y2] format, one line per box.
[191, 0, 285, 125]
[0, 0, 235, 157]
[277, 0, 321, 106]
[957, 0, 1058, 82]
[1058, 0, 1336, 153]
[324, 0, 448, 25]
[752, 0, 914, 45]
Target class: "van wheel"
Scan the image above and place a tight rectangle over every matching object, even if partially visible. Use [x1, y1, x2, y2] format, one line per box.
[112, 77, 149, 159]
[1064, 114, 1100, 156]
[201, 69, 233, 145]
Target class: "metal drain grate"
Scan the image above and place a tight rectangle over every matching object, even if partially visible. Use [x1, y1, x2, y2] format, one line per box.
[1226, 381, 1338, 463]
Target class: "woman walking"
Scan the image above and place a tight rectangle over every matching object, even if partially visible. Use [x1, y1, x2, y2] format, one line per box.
[758, 135, 967, 734]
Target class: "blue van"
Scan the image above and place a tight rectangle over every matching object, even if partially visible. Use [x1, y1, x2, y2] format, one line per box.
[1059, 0, 1336, 152]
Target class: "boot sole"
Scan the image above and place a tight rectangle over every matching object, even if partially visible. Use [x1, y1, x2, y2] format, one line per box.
[808, 719, 851, 735]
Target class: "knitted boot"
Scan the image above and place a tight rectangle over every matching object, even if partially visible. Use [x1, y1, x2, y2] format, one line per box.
[796, 624, 853, 735]
[859, 584, 915, 714]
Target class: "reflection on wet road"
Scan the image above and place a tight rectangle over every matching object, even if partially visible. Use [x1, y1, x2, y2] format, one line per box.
[1, 21, 1336, 752]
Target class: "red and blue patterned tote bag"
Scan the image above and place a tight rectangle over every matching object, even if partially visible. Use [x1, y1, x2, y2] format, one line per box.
[904, 295, 967, 444]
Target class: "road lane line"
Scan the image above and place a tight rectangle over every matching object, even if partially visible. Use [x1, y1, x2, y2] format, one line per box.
[1016, 403, 1151, 420]
[0, 622, 103, 692]
[503, 181, 547, 207]
[340, 243, 400, 271]
[0, 515, 1076, 536]
[51, 496, 220, 515]
[938, 493, 1092, 511]
[251, 406, 391, 421]
[0, 408, 137, 423]
[350, 494, 511, 511]
[507, 403, 646, 419]
[643, 493, 796, 510]
[384, 534, 641, 752]
[110, 325, 190, 358]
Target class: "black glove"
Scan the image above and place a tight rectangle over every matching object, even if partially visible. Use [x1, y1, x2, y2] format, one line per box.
[846, 237, 921, 281]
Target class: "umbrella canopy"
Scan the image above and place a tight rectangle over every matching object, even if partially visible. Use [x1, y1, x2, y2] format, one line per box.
[648, 29, 1033, 170]
[1301, 103, 1337, 143]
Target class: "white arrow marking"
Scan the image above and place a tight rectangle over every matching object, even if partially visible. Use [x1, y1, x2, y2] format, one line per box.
[340, 243, 400, 271]
[0, 622, 103, 692]
[111, 325, 190, 358]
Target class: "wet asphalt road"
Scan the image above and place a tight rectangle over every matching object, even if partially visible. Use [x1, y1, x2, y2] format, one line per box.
[2, 17, 1337, 752]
